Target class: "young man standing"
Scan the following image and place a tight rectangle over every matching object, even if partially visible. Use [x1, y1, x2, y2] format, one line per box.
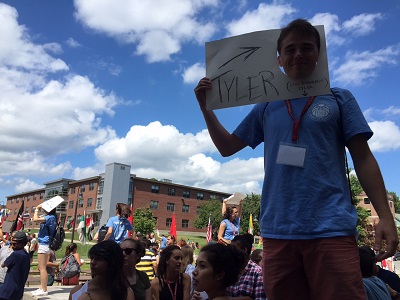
[194, 19, 398, 300]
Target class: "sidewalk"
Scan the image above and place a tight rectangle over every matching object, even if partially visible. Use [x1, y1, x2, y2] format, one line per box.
[24, 285, 75, 300]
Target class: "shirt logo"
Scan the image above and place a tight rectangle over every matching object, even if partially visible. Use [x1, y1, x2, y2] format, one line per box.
[308, 101, 332, 121]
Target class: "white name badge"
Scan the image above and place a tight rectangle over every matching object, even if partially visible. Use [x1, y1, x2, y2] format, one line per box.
[276, 143, 308, 168]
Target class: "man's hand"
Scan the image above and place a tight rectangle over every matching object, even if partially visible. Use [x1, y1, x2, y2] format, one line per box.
[374, 217, 399, 261]
[194, 77, 211, 112]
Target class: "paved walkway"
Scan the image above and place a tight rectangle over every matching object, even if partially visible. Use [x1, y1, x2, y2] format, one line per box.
[24, 285, 75, 300]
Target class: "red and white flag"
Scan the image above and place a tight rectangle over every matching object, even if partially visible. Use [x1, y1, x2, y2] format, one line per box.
[206, 215, 212, 243]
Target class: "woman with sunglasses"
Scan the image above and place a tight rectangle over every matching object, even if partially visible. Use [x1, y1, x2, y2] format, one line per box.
[151, 245, 190, 300]
[68, 240, 134, 300]
[121, 238, 151, 300]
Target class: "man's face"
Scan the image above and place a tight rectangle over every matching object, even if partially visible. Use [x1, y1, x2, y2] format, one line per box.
[11, 240, 24, 250]
[278, 32, 319, 81]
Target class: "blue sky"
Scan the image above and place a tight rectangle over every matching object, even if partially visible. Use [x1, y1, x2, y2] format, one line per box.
[0, 0, 399, 203]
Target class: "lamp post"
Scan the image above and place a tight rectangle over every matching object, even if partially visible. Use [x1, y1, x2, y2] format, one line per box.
[71, 188, 82, 243]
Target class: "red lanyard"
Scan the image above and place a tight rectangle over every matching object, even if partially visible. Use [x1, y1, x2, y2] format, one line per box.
[285, 96, 315, 142]
[165, 275, 178, 300]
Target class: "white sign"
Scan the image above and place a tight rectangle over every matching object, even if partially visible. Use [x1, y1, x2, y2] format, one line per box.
[225, 192, 246, 205]
[41, 195, 64, 212]
[205, 26, 330, 110]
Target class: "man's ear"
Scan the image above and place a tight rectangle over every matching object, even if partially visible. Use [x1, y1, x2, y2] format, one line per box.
[277, 56, 282, 67]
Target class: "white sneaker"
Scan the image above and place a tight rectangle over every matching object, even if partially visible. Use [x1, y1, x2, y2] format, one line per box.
[31, 289, 43, 295]
[33, 290, 48, 296]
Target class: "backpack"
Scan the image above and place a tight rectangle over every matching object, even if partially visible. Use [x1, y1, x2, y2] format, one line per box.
[60, 254, 80, 278]
[47, 223, 65, 251]
[97, 225, 108, 243]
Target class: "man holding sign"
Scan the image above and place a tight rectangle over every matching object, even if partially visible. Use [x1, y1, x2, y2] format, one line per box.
[194, 19, 397, 300]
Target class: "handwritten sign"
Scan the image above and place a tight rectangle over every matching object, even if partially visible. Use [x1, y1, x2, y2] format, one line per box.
[205, 26, 330, 110]
[42, 195, 64, 212]
[225, 192, 246, 205]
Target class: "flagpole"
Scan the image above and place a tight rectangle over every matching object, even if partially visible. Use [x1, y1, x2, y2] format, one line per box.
[71, 187, 81, 243]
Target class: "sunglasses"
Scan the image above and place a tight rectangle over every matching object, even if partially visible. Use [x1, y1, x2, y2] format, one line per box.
[121, 248, 137, 255]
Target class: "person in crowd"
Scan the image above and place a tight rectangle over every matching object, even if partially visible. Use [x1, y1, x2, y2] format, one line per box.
[194, 18, 398, 300]
[180, 245, 195, 297]
[46, 249, 58, 286]
[167, 235, 176, 246]
[68, 240, 134, 300]
[31, 203, 58, 296]
[192, 243, 245, 300]
[65, 243, 84, 268]
[250, 249, 263, 267]
[121, 238, 151, 300]
[160, 234, 167, 250]
[149, 242, 159, 256]
[61, 243, 84, 285]
[136, 237, 157, 280]
[29, 233, 38, 264]
[178, 239, 188, 248]
[218, 199, 240, 245]
[0, 231, 30, 300]
[150, 245, 190, 300]
[0, 230, 16, 288]
[228, 234, 266, 299]
[149, 233, 156, 243]
[359, 246, 392, 300]
[104, 203, 135, 244]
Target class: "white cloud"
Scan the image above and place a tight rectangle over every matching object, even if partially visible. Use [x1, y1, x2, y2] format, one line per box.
[332, 45, 400, 86]
[225, 2, 296, 36]
[13, 178, 44, 194]
[66, 38, 81, 48]
[73, 0, 218, 63]
[342, 13, 383, 37]
[309, 13, 344, 46]
[182, 63, 205, 84]
[368, 121, 400, 152]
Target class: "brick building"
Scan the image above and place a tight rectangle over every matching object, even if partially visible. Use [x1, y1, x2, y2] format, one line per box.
[5, 162, 231, 234]
[356, 191, 396, 225]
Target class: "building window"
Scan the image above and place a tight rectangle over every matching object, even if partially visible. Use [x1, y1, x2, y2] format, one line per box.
[71, 187, 76, 194]
[11, 199, 14, 204]
[182, 191, 190, 198]
[81, 184, 86, 192]
[25, 207, 29, 213]
[89, 183, 95, 191]
[166, 218, 172, 227]
[167, 203, 175, 212]
[98, 181, 104, 194]
[364, 198, 370, 204]
[150, 201, 159, 210]
[168, 188, 175, 196]
[182, 205, 189, 213]
[182, 220, 189, 228]
[87, 198, 93, 207]
[33, 194, 37, 201]
[14, 209, 17, 215]
[40, 193, 44, 199]
[31, 206, 36, 213]
[96, 197, 102, 210]
[16, 198, 19, 203]
[69, 201, 74, 209]
[27, 195, 31, 201]
[210, 194, 216, 200]
[79, 199, 84, 208]
[196, 193, 204, 200]
[151, 185, 160, 194]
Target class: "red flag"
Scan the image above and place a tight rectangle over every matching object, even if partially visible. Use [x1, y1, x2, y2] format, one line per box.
[128, 201, 134, 237]
[170, 213, 177, 240]
[206, 215, 212, 243]
[11, 200, 24, 232]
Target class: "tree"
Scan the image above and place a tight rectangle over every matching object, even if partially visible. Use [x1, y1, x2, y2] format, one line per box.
[133, 207, 157, 235]
[389, 191, 400, 213]
[239, 193, 261, 235]
[194, 199, 224, 241]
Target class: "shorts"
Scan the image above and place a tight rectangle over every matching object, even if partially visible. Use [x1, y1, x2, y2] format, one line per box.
[38, 244, 50, 254]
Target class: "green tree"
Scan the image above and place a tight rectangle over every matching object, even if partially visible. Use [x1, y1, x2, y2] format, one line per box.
[240, 193, 261, 235]
[133, 207, 156, 235]
[389, 191, 400, 213]
[194, 199, 224, 241]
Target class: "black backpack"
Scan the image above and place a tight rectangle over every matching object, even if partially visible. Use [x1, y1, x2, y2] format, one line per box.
[97, 225, 108, 243]
[60, 254, 80, 278]
[47, 223, 65, 251]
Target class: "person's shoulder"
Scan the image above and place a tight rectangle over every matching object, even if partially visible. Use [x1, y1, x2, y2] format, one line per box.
[136, 269, 151, 283]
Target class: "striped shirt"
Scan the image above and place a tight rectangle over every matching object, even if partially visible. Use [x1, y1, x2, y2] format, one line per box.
[136, 250, 156, 280]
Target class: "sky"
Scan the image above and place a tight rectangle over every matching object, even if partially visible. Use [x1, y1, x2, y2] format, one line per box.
[0, 0, 399, 203]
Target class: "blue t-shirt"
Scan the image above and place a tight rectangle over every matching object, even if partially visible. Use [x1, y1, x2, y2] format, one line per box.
[221, 218, 240, 241]
[38, 214, 57, 245]
[363, 276, 391, 300]
[0, 249, 30, 300]
[160, 236, 167, 249]
[233, 88, 372, 239]
[106, 215, 134, 244]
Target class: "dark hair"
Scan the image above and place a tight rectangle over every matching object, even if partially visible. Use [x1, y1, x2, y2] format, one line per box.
[65, 243, 78, 257]
[122, 238, 145, 264]
[200, 243, 245, 288]
[250, 249, 263, 264]
[168, 235, 177, 244]
[232, 233, 254, 256]
[222, 206, 236, 221]
[139, 236, 151, 249]
[277, 18, 321, 54]
[116, 203, 131, 218]
[88, 240, 128, 300]
[157, 245, 181, 277]
[358, 246, 375, 277]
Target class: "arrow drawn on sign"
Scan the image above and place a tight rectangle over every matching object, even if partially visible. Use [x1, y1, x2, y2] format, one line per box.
[218, 47, 262, 69]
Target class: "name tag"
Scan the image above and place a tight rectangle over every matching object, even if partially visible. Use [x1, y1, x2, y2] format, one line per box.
[276, 143, 308, 168]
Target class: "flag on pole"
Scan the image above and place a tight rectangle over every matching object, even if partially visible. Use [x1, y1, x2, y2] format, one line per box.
[170, 213, 177, 240]
[11, 200, 24, 232]
[248, 213, 253, 234]
[86, 215, 94, 241]
[77, 211, 86, 245]
[66, 219, 74, 230]
[0, 209, 9, 224]
[206, 214, 212, 243]
[128, 201, 134, 237]
[23, 213, 30, 219]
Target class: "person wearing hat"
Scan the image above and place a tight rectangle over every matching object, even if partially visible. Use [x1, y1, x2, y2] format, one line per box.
[0, 231, 30, 300]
